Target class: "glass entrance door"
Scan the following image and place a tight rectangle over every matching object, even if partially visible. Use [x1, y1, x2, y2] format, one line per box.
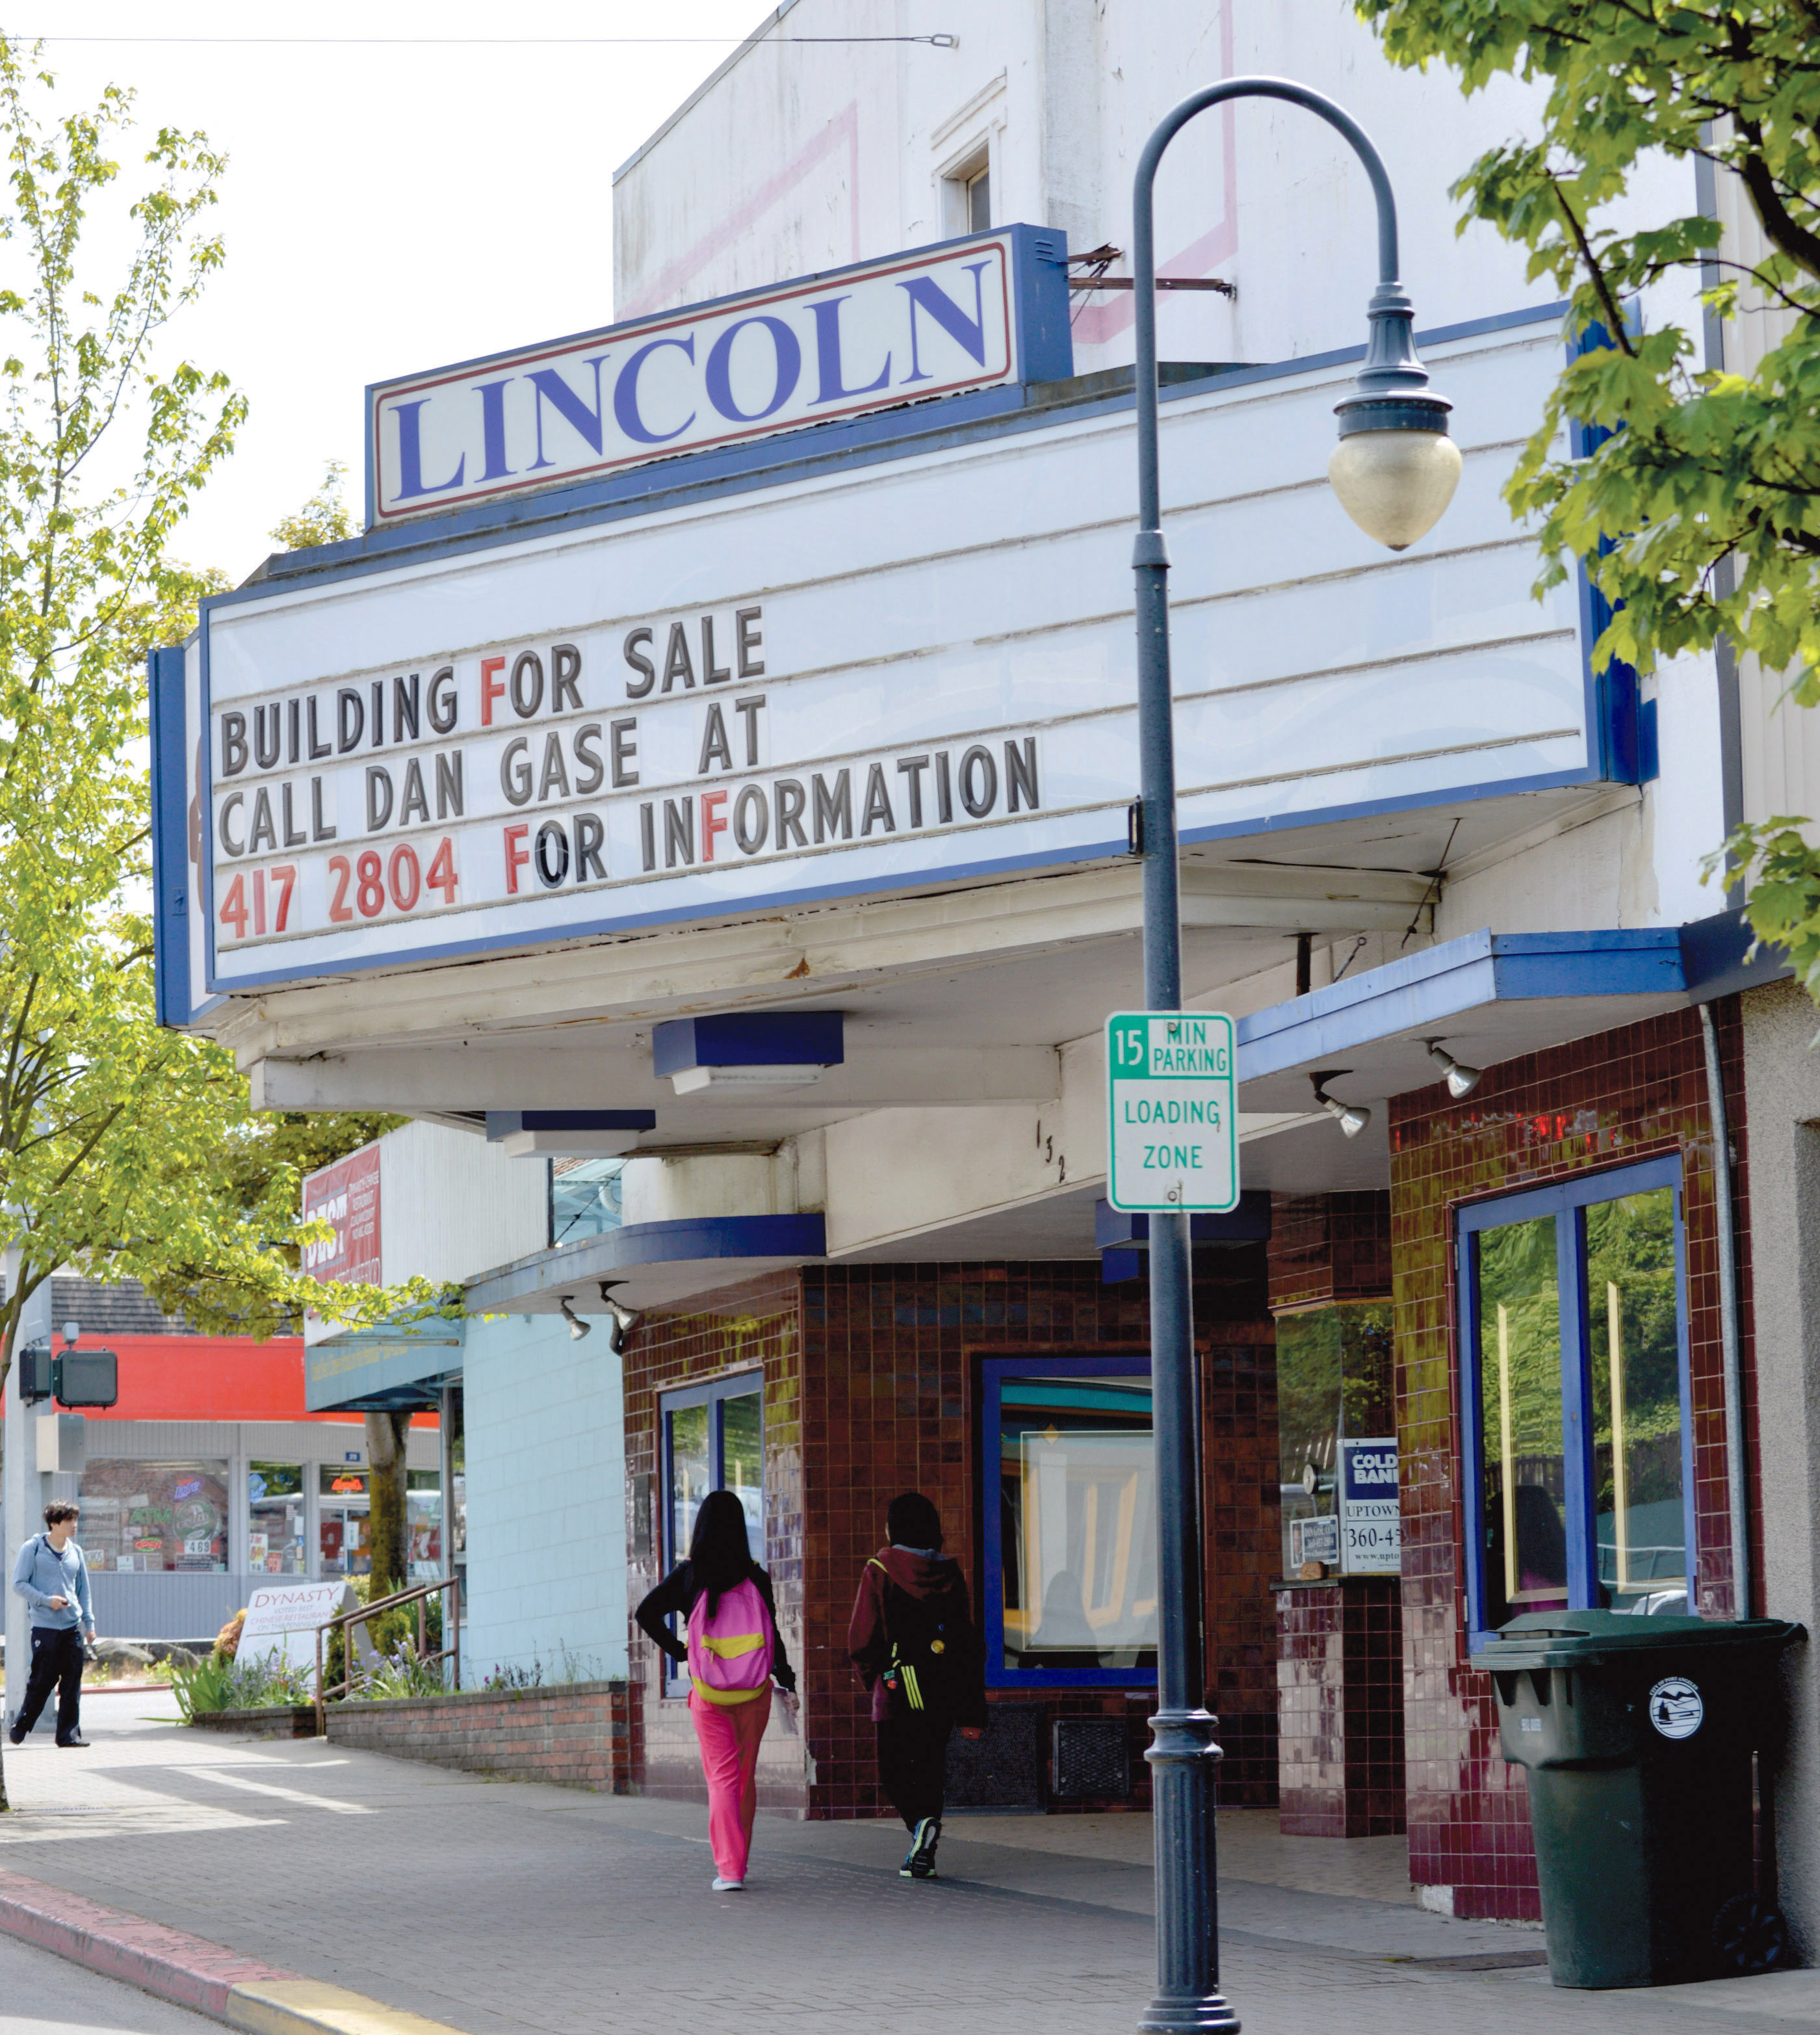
[658, 1374, 764, 1692]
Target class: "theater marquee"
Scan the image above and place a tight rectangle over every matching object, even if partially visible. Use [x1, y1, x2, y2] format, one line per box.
[150, 260, 1598, 1024]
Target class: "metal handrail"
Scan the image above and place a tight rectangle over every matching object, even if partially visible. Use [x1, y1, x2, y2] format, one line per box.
[313, 1575, 461, 1735]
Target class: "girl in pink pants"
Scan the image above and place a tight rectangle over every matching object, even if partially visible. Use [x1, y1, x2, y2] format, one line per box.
[636, 1489, 798, 1891]
[690, 1681, 772, 1882]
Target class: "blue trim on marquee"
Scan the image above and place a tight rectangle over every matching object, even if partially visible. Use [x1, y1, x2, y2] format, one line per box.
[653, 1010, 844, 1075]
[1235, 926, 1687, 1083]
[170, 296, 1596, 1014]
[1455, 1153, 1693, 1646]
[147, 647, 190, 1029]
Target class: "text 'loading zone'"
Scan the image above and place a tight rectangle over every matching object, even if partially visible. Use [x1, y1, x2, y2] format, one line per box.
[1104, 1012, 1238, 1214]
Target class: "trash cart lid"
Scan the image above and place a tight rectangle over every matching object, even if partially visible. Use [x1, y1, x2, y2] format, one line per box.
[1471, 1608, 1804, 1673]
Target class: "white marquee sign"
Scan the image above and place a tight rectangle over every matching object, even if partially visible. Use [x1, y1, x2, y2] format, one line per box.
[152, 307, 1596, 1017]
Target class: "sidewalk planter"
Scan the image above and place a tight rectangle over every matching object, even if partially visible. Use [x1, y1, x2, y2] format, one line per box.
[1474, 1610, 1804, 1987]
[324, 1679, 641, 1792]
[187, 1705, 318, 1739]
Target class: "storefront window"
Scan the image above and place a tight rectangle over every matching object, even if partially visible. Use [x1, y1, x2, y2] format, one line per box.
[552, 1157, 625, 1244]
[407, 1469, 443, 1579]
[658, 1374, 764, 1691]
[319, 1464, 371, 1577]
[79, 1461, 231, 1572]
[1276, 1301, 1393, 1575]
[982, 1356, 1156, 1687]
[1460, 1157, 1693, 1638]
[249, 1462, 307, 1576]
[1476, 1216, 1566, 1623]
[1587, 1187, 1684, 1604]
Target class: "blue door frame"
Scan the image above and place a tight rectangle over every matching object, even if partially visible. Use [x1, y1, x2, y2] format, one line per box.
[1455, 1153, 1695, 1646]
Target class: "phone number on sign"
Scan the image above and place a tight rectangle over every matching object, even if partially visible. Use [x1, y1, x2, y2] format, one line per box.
[216, 839, 459, 940]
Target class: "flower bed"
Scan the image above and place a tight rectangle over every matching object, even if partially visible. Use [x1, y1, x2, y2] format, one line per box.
[187, 1704, 318, 1738]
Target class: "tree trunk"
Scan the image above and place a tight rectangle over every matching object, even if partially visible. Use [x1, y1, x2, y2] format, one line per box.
[365, 1410, 412, 1600]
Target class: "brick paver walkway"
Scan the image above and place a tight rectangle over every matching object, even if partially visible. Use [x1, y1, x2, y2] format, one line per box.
[1, 1690, 1816, 2035]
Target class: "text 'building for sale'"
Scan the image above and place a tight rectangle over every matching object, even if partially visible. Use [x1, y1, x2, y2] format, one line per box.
[137, 0, 1820, 1945]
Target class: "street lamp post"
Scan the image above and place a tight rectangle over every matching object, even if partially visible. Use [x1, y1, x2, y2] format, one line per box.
[1129, 79, 1459, 2035]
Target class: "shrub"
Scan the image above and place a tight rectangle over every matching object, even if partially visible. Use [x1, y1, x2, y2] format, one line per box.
[213, 1608, 246, 1661]
[168, 1649, 314, 1719]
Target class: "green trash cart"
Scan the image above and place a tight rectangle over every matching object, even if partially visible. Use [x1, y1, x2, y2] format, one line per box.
[1472, 1610, 1804, 1989]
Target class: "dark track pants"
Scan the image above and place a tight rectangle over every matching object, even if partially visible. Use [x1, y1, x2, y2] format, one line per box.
[16, 1625, 84, 1742]
[877, 1712, 952, 1831]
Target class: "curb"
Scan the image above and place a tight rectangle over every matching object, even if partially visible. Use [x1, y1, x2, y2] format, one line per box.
[0, 1870, 469, 2035]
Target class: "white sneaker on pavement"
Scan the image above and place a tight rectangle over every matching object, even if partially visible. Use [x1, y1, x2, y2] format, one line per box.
[711, 1876, 744, 1891]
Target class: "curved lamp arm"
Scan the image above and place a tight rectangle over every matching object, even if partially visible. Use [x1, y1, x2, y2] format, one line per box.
[1132, 75, 1445, 535]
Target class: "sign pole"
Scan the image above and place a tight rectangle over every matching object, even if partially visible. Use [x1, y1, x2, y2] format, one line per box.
[1128, 92, 1232, 2035]
[1127, 73, 1427, 2034]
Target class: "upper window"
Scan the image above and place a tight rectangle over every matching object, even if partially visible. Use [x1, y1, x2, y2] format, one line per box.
[982, 1355, 1156, 1688]
[1459, 1155, 1692, 1640]
[941, 146, 991, 238]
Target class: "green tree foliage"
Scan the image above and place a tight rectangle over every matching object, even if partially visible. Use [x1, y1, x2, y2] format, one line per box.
[0, 44, 437, 1806]
[1356, 0, 1820, 995]
[268, 458, 352, 553]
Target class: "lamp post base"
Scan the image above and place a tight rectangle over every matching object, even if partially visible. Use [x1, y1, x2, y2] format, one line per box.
[1139, 1705, 1240, 2035]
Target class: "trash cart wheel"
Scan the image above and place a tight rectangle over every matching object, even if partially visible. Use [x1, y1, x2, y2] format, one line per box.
[1713, 1895, 1788, 1976]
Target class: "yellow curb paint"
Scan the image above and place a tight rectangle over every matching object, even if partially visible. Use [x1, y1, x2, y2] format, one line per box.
[226, 1980, 473, 2035]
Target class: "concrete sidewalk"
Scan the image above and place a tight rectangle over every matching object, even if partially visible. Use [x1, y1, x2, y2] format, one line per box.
[2, 1690, 1817, 2035]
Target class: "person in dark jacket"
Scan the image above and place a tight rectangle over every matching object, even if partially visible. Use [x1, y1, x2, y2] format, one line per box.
[635, 1490, 797, 1890]
[847, 1491, 986, 1882]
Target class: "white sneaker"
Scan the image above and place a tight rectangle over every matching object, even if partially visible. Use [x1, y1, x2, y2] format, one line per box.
[711, 1876, 744, 1891]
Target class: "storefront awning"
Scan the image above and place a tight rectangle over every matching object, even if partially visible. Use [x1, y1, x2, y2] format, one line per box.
[465, 1213, 827, 1317]
[1228, 912, 1782, 1192]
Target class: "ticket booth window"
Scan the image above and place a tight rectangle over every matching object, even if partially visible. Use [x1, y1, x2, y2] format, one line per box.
[1459, 1155, 1693, 1640]
[319, 1464, 371, 1578]
[658, 1373, 762, 1693]
[982, 1355, 1157, 1688]
[248, 1462, 307, 1575]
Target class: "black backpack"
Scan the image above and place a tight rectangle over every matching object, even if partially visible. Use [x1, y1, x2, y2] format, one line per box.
[871, 1560, 971, 1715]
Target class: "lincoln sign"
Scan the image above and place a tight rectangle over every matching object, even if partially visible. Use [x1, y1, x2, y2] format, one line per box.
[367, 228, 1060, 523]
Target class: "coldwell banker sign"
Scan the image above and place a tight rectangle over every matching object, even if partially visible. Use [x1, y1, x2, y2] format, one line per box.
[367, 228, 1061, 523]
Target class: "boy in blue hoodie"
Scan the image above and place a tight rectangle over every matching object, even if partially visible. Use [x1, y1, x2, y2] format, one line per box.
[848, 1491, 987, 1881]
[10, 1502, 94, 1747]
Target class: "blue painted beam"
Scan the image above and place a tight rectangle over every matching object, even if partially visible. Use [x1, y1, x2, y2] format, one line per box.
[464, 1212, 827, 1314]
[653, 1011, 844, 1075]
[1235, 927, 1685, 1083]
[485, 1110, 656, 1141]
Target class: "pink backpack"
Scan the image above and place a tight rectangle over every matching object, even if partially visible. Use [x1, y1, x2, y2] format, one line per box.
[687, 1576, 775, 1705]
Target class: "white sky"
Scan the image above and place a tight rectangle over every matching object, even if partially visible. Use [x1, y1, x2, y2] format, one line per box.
[19, 1, 767, 584]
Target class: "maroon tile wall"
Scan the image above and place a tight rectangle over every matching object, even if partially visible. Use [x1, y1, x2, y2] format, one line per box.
[1275, 1577, 1405, 1836]
[621, 1254, 1282, 1819]
[1391, 1001, 1757, 1920]
[1268, 1193, 1394, 1313]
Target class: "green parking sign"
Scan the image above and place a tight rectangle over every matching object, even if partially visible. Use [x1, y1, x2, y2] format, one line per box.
[1104, 1010, 1238, 1214]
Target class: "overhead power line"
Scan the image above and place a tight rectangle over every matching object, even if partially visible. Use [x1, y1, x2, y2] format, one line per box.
[12, 33, 957, 47]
